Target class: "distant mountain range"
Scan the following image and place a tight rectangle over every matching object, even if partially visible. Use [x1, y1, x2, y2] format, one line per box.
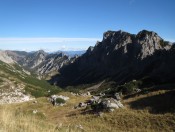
[0, 50, 85, 79]
[52, 50, 86, 57]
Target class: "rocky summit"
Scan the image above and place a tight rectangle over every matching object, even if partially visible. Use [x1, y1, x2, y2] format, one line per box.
[52, 30, 175, 87]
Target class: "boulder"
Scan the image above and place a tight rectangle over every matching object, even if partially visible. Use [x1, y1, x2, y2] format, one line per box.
[93, 98, 124, 112]
[50, 95, 69, 106]
[115, 101, 124, 108]
[33, 100, 37, 104]
[109, 103, 119, 109]
[92, 96, 100, 101]
[87, 92, 91, 96]
[135, 88, 141, 92]
[101, 99, 120, 109]
[78, 102, 87, 107]
[109, 108, 115, 112]
[99, 92, 105, 96]
[50, 95, 57, 106]
[33, 110, 38, 114]
[114, 93, 121, 101]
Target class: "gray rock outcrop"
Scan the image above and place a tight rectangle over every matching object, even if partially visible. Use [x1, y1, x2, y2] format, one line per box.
[0, 50, 15, 64]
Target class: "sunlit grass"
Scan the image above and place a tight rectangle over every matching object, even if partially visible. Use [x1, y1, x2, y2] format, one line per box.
[1, 91, 175, 132]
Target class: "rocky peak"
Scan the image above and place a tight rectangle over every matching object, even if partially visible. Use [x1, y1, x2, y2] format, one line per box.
[136, 30, 164, 58]
[56, 52, 65, 57]
[103, 30, 116, 40]
[54, 29, 175, 87]
[101, 29, 169, 58]
[35, 50, 47, 57]
[103, 30, 132, 42]
[18, 50, 48, 69]
[136, 30, 158, 39]
[37, 50, 46, 54]
[137, 30, 162, 43]
[86, 46, 94, 55]
[136, 30, 163, 47]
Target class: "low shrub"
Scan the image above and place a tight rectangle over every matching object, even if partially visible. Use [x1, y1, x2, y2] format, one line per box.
[122, 80, 142, 94]
[56, 98, 66, 104]
[91, 102, 104, 112]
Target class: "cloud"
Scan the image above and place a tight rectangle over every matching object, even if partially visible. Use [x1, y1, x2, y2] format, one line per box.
[0, 37, 102, 51]
[0, 37, 101, 44]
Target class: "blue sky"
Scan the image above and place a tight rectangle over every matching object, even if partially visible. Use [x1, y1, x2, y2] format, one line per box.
[0, 0, 174, 51]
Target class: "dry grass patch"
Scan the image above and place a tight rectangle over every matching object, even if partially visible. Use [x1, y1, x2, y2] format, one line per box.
[0, 106, 57, 132]
[67, 108, 175, 132]
[0, 91, 175, 132]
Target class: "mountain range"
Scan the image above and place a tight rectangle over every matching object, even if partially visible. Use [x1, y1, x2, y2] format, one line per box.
[0, 50, 83, 79]
[50, 30, 175, 87]
[0, 30, 174, 89]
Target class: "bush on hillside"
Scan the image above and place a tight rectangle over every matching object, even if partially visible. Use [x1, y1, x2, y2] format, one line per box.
[91, 102, 104, 112]
[122, 80, 142, 94]
[56, 98, 66, 104]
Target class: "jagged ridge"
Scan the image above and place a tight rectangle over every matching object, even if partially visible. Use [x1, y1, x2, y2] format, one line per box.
[52, 30, 174, 87]
[5, 50, 78, 79]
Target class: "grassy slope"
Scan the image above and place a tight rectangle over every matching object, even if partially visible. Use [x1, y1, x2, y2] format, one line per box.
[1, 88, 175, 132]
[0, 61, 61, 98]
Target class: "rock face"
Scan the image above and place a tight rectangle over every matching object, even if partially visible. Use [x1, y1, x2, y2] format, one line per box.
[6, 50, 28, 62]
[0, 50, 15, 64]
[19, 50, 48, 69]
[52, 30, 175, 87]
[33, 53, 77, 78]
[9, 50, 78, 79]
[0, 50, 81, 79]
[0, 77, 33, 104]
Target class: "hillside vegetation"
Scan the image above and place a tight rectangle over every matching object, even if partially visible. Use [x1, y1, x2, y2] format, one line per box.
[0, 60, 61, 104]
[1, 87, 175, 132]
[0, 59, 175, 131]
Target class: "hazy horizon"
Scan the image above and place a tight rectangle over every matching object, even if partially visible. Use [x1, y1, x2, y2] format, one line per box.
[0, 37, 101, 51]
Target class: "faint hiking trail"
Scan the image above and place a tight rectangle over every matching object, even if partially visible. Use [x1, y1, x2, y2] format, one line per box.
[86, 80, 105, 92]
